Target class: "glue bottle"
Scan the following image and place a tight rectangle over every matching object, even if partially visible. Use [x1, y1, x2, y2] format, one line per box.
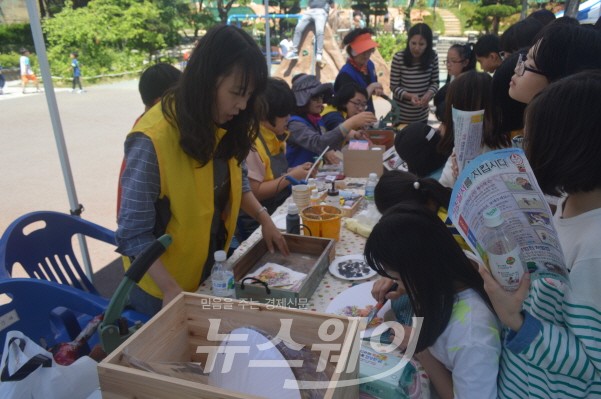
[310, 189, 321, 206]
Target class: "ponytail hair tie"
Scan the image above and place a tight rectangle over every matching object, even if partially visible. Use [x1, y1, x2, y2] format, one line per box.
[413, 181, 420, 190]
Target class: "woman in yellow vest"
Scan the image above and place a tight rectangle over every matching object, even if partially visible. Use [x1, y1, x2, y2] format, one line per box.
[116, 25, 288, 316]
[236, 78, 314, 242]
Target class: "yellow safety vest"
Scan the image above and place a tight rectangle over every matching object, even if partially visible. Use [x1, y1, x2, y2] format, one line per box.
[127, 103, 242, 298]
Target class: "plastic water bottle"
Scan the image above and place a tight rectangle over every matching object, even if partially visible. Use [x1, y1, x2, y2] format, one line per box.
[482, 207, 525, 291]
[286, 203, 300, 234]
[211, 250, 235, 298]
[364, 173, 378, 202]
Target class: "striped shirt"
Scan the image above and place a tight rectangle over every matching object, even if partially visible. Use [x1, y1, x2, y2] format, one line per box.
[390, 51, 439, 124]
[116, 133, 251, 256]
[498, 199, 601, 398]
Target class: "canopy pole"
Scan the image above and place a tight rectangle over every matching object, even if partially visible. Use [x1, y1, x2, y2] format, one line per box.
[25, 0, 94, 281]
[265, 0, 272, 74]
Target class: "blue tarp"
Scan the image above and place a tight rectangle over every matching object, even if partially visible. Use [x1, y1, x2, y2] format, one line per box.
[555, 0, 601, 24]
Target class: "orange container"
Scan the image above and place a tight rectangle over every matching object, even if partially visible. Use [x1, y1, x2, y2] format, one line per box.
[300, 205, 343, 241]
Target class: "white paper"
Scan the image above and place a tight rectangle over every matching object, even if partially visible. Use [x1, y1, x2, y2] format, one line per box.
[448, 149, 569, 284]
[452, 107, 485, 174]
[382, 146, 408, 171]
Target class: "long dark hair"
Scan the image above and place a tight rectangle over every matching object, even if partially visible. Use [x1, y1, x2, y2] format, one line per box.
[364, 204, 493, 352]
[374, 170, 451, 214]
[162, 25, 268, 166]
[437, 70, 492, 155]
[403, 23, 435, 70]
[482, 52, 526, 149]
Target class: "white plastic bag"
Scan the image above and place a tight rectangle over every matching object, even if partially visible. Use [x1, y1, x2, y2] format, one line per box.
[0, 331, 99, 399]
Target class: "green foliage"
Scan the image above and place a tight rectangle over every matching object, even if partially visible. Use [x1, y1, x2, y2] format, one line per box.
[0, 23, 35, 53]
[374, 32, 407, 62]
[43, 0, 172, 78]
[0, 51, 38, 69]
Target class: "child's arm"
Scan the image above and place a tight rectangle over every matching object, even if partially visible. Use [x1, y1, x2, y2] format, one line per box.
[415, 349, 453, 399]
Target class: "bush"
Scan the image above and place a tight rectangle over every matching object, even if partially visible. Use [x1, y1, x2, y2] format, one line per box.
[375, 32, 407, 63]
[0, 23, 35, 53]
[0, 51, 38, 70]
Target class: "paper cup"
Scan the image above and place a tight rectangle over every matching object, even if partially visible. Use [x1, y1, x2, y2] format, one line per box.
[292, 184, 311, 209]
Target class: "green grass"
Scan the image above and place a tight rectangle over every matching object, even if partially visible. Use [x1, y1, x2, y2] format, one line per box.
[424, 10, 446, 34]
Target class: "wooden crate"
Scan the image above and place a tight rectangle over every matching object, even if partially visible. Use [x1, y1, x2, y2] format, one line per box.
[99, 293, 361, 398]
[232, 234, 335, 307]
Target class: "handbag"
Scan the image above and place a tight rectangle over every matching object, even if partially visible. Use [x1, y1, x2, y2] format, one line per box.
[0, 331, 99, 399]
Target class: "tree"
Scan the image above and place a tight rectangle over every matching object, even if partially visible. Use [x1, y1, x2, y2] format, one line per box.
[468, 0, 518, 34]
[215, 0, 251, 24]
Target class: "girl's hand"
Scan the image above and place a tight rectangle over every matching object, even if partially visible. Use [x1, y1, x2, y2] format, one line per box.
[371, 278, 404, 303]
[409, 94, 421, 105]
[288, 162, 314, 181]
[478, 265, 530, 331]
[451, 151, 459, 179]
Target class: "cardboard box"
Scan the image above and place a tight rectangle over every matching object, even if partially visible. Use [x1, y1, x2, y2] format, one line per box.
[99, 293, 361, 399]
[232, 234, 336, 307]
[342, 145, 385, 178]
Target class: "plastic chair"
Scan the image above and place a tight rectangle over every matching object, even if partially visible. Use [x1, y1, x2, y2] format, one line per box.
[0, 211, 116, 295]
[0, 279, 149, 354]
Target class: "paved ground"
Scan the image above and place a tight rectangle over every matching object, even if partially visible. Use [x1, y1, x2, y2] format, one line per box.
[1, 79, 143, 295]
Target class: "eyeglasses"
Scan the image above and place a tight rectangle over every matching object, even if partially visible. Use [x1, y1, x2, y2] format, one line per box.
[348, 100, 368, 109]
[446, 58, 465, 64]
[515, 53, 547, 77]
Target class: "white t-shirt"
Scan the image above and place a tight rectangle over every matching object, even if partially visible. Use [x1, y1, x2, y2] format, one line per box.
[20, 55, 33, 76]
[428, 289, 501, 399]
[554, 197, 601, 303]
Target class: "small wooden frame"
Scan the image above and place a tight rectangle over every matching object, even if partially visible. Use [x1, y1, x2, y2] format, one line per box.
[232, 234, 336, 307]
[99, 293, 361, 398]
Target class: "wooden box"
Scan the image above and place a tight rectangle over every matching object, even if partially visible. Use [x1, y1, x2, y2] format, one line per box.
[232, 234, 335, 307]
[98, 293, 361, 398]
[340, 196, 363, 218]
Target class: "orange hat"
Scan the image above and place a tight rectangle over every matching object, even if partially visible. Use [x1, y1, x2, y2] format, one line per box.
[350, 33, 379, 55]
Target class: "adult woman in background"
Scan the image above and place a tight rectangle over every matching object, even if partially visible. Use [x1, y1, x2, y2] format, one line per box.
[390, 23, 439, 124]
[334, 28, 384, 113]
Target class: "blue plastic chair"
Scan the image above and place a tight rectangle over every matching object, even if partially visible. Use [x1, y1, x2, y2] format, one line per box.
[0, 211, 116, 295]
[0, 279, 149, 354]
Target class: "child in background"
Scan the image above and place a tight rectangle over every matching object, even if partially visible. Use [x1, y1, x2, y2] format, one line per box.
[366, 204, 500, 399]
[434, 43, 476, 121]
[394, 122, 448, 180]
[19, 48, 40, 94]
[473, 34, 503, 74]
[70, 51, 83, 93]
[286, 74, 376, 167]
[236, 78, 314, 242]
[482, 71, 601, 398]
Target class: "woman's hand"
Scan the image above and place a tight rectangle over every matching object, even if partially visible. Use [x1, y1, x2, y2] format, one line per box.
[419, 91, 433, 107]
[367, 82, 384, 97]
[260, 215, 290, 256]
[406, 93, 421, 105]
[478, 265, 530, 331]
[324, 150, 341, 165]
[371, 278, 404, 303]
[346, 111, 377, 131]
